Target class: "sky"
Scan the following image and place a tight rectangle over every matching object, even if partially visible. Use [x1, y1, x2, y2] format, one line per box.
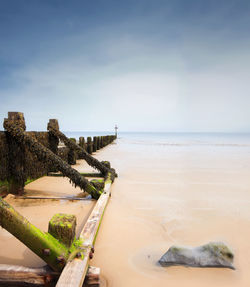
[0, 0, 250, 132]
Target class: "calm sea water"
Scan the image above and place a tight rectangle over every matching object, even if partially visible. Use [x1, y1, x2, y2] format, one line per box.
[64, 131, 250, 147]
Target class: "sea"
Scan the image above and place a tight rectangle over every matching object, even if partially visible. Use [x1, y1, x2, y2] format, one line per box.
[64, 131, 250, 147]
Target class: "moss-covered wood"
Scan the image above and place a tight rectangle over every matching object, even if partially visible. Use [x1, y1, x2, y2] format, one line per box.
[87, 137, 93, 154]
[47, 124, 115, 177]
[5, 112, 27, 195]
[68, 138, 77, 165]
[48, 172, 103, 178]
[90, 179, 104, 190]
[56, 172, 113, 287]
[47, 120, 59, 172]
[93, 137, 97, 152]
[48, 214, 76, 247]
[0, 197, 70, 271]
[3, 119, 101, 200]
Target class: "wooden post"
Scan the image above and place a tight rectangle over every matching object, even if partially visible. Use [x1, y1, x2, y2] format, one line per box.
[93, 137, 97, 153]
[79, 137, 85, 150]
[47, 119, 59, 172]
[4, 112, 27, 195]
[87, 137, 93, 154]
[96, 137, 100, 150]
[115, 125, 118, 138]
[68, 138, 76, 165]
[48, 214, 76, 247]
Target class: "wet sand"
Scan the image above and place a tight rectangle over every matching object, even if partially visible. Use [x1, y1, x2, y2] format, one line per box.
[91, 138, 250, 287]
[0, 175, 95, 267]
[1, 137, 250, 286]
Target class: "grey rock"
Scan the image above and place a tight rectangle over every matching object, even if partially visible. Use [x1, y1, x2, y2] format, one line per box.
[159, 242, 235, 269]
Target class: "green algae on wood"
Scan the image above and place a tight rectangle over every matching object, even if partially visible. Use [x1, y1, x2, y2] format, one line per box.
[3, 119, 100, 199]
[48, 213, 76, 247]
[90, 179, 104, 191]
[0, 197, 70, 271]
[56, 172, 113, 287]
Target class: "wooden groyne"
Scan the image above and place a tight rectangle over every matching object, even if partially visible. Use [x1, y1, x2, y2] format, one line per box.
[0, 112, 116, 196]
[0, 112, 117, 286]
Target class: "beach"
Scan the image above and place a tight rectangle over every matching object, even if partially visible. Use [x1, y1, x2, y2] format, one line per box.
[1, 133, 250, 286]
[91, 133, 250, 286]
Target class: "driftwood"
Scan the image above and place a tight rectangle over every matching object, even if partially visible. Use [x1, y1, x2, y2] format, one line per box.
[56, 173, 113, 287]
[0, 264, 100, 286]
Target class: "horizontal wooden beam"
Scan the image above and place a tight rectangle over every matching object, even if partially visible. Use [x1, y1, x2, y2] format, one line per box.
[15, 196, 93, 201]
[0, 264, 100, 286]
[48, 172, 104, 178]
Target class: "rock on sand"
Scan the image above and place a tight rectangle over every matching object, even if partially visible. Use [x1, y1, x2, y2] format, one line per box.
[159, 242, 235, 269]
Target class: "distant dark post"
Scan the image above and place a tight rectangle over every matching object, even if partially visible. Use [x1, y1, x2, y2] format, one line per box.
[4, 112, 27, 195]
[93, 136, 97, 152]
[96, 136, 100, 150]
[115, 125, 118, 138]
[79, 137, 85, 150]
[87, 137, 93, 154]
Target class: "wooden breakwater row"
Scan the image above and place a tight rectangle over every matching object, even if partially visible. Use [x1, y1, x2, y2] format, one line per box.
[66, 134, 116, 165]
[0, 112, 116, 195]
[0, 112, 117, 286]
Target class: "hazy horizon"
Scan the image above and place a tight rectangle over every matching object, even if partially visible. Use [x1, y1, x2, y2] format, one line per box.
[1, 0, 250, 132]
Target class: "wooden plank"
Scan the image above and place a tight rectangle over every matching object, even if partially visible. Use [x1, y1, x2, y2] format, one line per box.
[15, 196, 93, 201]
[56, 174, 112, 287]
[0, 264, 100, 286]
[48, 172, 104, 178]
[0, 264, 58, 286]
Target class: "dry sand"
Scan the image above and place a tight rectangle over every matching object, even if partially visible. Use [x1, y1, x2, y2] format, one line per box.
[1, 137, 250, 286]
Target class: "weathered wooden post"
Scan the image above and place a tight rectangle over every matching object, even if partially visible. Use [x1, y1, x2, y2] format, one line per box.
[79, 137, 85, 150]
[47, 119, 59, 172]
[48, 213, 76, 247]
[115, 125, 118, 138]
[96, 136, 100, 150]
[87, 137, 93, 154]
[4, 112, 27, 195]
[68, 138, 76, 165]
[93, 137, 97, 152]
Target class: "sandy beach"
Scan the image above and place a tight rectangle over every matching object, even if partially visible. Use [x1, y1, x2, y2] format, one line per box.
[91, 135, 250, 287]
[1, 134, 250, 286]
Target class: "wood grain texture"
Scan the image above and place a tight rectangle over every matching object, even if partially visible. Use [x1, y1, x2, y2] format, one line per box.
[56, 174, 112, 287]
[0, 264, 100, 286]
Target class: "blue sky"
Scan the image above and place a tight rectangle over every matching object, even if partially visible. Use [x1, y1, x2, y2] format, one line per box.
[0, 0, 250, 132]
